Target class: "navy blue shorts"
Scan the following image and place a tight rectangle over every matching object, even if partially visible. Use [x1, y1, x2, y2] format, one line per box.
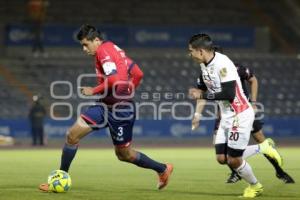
[81, 101, 135, 147]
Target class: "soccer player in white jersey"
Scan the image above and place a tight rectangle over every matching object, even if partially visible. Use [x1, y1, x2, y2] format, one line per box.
[187, 33, 280, 198]
[191, 63, 293, 184]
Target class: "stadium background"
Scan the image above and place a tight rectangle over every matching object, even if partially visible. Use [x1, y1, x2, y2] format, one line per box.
[0, 0, 299, 146]
[0, 1, 300, 200]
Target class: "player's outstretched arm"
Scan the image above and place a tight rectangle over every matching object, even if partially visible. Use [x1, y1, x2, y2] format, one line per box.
[130, 65, 144, 89]
[92, 74, 119, 95]
[189, 88, 204, 99]
[189, 80, 236, 101]
[247, 76, 258, 110]
[192, 99, 207, 130]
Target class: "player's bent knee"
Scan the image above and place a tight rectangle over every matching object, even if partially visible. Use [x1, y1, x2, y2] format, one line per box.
[227, 157, 242, 168]
[66, 130, 80, 145]
[217, 159, 227, 165]
[115, 150, 132, 162]
[216, 155, 227, 165]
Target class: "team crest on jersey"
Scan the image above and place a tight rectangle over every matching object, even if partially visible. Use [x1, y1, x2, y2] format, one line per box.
[220, 67, 227, 78]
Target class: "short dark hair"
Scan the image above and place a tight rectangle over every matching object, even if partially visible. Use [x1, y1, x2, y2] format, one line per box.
[76, 24, 103, 41]
[189, 33, 214, 51]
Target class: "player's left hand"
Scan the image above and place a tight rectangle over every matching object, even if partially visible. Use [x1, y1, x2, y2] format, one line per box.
[189, 88, 202, 99]
[251, 102, 258, 113]
[80, 87, 94, 96]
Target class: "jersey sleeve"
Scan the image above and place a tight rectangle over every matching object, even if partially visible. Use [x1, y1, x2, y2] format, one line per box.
[237, 64, 254, 81]
[129, 64, 143, 88]
[96, 48, 117, 76]
[217, 60, 236, 83]
[197, 71, 207, 90]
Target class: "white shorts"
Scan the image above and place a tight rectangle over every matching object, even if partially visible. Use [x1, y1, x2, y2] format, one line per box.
[215, 107, 255, 150]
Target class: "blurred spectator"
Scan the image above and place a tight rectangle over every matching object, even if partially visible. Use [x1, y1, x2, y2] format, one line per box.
[29, 95, 46, 146]
[27, 0, 49, 57]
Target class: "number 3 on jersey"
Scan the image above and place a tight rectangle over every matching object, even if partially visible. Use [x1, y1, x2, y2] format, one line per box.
[117, 127, 124, 136]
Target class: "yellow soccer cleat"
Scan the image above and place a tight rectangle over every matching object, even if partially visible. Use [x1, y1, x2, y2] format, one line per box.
[266, 138, 275, 147]
[259, 139, 283, 167]
[242, 182, 263, 198]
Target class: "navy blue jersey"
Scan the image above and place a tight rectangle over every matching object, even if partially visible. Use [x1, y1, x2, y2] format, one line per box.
[235, 63, 254, 99]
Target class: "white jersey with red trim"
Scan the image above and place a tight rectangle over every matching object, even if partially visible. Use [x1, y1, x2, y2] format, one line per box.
[200, 52, 250, 118]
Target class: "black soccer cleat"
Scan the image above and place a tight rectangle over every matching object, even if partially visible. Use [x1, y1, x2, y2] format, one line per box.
[226, 172, 242, 183]
[276, 172, 295, 184]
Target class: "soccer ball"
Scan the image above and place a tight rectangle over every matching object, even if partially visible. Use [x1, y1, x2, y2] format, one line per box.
[47, 170, 72, 193]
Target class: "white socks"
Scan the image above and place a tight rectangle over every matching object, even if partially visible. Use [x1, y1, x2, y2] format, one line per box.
[243, 145, 260, 159]
[235, 160, 258, 185]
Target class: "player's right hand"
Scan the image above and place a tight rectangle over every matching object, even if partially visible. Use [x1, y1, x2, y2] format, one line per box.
[79, 87, 94, 96]
[191, 113, 201, 130]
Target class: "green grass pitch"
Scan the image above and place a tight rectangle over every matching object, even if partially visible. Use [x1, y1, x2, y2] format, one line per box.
[0, 148, 299, 200]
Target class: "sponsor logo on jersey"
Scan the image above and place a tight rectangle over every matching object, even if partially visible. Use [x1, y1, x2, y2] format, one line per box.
[220, 67, 227, 78]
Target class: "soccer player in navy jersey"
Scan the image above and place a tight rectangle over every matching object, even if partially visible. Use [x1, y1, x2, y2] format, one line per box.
[39, 24, 173, 191]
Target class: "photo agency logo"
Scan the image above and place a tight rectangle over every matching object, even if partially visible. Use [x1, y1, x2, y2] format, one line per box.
[50, 74, 264, 127]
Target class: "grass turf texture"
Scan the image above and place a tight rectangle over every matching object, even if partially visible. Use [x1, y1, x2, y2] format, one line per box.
[0, 148, 299, 200]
